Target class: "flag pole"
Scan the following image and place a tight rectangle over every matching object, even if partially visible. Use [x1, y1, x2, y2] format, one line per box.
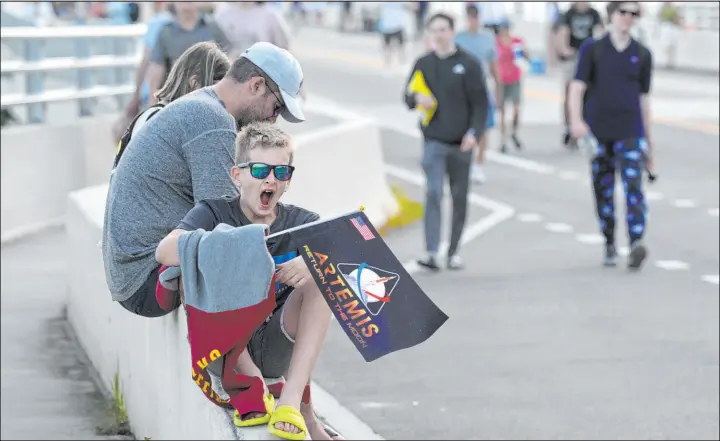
[265, 206, 365, 241]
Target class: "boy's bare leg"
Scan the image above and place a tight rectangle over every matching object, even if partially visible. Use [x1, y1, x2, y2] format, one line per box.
[475, 133, 488, 166]
[274, 282, 333, 439]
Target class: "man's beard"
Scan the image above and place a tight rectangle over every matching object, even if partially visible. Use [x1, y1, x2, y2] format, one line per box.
[235, 100, 268, 128]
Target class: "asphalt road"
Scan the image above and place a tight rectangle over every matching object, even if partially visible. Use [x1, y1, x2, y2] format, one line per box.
[1, 24, 717, 441]
[287, 27, 720, 441]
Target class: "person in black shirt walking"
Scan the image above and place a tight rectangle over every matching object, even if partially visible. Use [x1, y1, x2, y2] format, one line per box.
[404, 12, 489, 271]
[557, 2, 603, 148]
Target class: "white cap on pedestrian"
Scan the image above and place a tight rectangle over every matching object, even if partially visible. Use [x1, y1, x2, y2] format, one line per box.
[241, 42, 305, 123]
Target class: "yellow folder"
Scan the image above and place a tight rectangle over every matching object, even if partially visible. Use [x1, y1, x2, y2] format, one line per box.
[408, 70, 437, 126]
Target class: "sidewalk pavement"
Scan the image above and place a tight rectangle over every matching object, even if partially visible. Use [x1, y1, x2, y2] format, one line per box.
[1, 231, 132, 440]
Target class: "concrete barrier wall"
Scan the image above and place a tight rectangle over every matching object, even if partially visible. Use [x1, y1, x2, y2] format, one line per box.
[66, 185, 248, 440]
[1, 114, 117, 240]
[285, 120, 399, 227]
[2, 114, 398, 241]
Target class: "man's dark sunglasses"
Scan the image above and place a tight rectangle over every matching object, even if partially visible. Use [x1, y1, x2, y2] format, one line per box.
[618, 8, 640, 17]
[237, 162, 295, 181]
[268, 85, 285, 117]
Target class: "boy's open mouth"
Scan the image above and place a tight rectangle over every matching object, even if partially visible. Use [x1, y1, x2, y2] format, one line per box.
[260, 190, 274, 208]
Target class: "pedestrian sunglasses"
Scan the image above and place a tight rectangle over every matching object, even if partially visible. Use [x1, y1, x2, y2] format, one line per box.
[618, 8, 640, 17]
[237, 162, 295, 181]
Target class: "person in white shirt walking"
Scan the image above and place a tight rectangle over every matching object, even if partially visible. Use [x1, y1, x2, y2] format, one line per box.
[455, 4, 501, 184]
[379, 2, 409, 68]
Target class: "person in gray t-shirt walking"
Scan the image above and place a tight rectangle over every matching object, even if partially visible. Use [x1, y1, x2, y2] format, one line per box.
[103, 42, 306, 318]
[146, 1, 230, 103]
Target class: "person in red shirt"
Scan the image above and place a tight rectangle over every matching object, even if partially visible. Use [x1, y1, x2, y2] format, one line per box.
[495, 20, 528, 153]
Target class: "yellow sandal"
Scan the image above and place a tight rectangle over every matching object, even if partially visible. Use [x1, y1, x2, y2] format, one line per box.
[267, 405, 307, 441]
[233, 393, 275, 427]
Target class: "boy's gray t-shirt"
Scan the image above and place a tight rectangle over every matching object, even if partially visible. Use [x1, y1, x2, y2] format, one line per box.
[102, 87, 238, 302]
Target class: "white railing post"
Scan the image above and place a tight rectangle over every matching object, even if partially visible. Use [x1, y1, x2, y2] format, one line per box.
[112, 37, 131, 111]
[23, 38, 45, 123]
[0, 24, 146, 123]
[75, 37, 94, 116]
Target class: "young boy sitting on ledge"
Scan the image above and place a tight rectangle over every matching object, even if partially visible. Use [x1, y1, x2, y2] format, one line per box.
[155, 122, 339, 441]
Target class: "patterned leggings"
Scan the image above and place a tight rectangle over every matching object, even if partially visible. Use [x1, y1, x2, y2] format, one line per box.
[591, 138, 648, 246]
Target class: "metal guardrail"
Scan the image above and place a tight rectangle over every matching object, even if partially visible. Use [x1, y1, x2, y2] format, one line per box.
[1, 24, 146, 124]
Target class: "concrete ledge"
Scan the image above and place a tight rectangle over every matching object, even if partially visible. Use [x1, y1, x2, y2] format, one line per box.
[66, 184, 250, 440]
[1, 114, 117, 238]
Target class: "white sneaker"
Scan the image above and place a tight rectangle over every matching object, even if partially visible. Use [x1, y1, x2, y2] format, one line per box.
[447, 255, 465, 270]
[471, 165, 486, 184]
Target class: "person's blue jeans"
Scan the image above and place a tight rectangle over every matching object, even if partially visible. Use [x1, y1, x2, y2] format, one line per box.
[422, 139, 473, 257]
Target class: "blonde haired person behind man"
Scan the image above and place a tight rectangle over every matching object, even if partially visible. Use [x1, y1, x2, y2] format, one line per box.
[112, 41, 231, 172]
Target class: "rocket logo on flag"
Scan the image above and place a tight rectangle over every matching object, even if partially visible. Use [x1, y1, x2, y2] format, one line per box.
[337, 263, 399, 316]
[350, 216, 375, 241]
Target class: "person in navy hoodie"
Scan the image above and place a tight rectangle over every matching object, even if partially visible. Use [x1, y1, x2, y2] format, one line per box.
[569, 1, 654, 270]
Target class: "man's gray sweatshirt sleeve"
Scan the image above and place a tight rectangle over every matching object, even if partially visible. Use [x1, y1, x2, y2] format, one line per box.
[182, 129, 239, 203]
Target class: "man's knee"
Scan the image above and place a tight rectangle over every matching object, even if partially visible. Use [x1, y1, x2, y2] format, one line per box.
[425, 184, 442, 205]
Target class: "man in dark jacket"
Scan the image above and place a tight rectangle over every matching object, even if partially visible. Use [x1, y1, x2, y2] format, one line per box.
[404, 12, 489, 272]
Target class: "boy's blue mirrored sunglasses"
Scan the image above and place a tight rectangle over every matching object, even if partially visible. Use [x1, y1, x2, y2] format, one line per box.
[237, 162, 295, 181]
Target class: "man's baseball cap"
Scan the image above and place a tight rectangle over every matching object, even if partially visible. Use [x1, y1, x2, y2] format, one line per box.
[241, 42, 305, 123]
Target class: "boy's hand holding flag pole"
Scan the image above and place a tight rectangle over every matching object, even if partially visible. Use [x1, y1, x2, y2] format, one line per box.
[268, 206, 449, 362]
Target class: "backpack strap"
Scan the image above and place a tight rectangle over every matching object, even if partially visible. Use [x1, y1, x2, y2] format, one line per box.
[112, 104, 165, 170]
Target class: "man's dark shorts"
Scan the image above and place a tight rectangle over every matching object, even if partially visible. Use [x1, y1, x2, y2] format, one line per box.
[119, 265, 180, 318]
[383, 30, 405, 46]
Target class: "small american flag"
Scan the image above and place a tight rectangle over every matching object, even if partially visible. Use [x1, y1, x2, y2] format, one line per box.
[350, 216, 375, 241]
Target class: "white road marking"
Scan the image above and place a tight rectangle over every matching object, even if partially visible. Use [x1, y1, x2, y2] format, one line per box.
[485, 150, 557, 175]
[383, 163, 516, 271]
[545, 222, 574, 233]
[517, 213, 543, 223]
[305, 94, 559, 176]
[701, 275, 720, 285]
[654, 260, 691, 271]
[294, 118, 377, 149]
[558, 170, 581, 181]
[618, 246, 630, 257]
[359, 402, 401, 410]
[575, 233, 606, 244]
[645, 191, 665, 202]
[672, 199, 697, 208]
[708, 208, 719, 217]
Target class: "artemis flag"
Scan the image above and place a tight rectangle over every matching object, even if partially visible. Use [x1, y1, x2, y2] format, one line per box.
[292, 211, 448, 362]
